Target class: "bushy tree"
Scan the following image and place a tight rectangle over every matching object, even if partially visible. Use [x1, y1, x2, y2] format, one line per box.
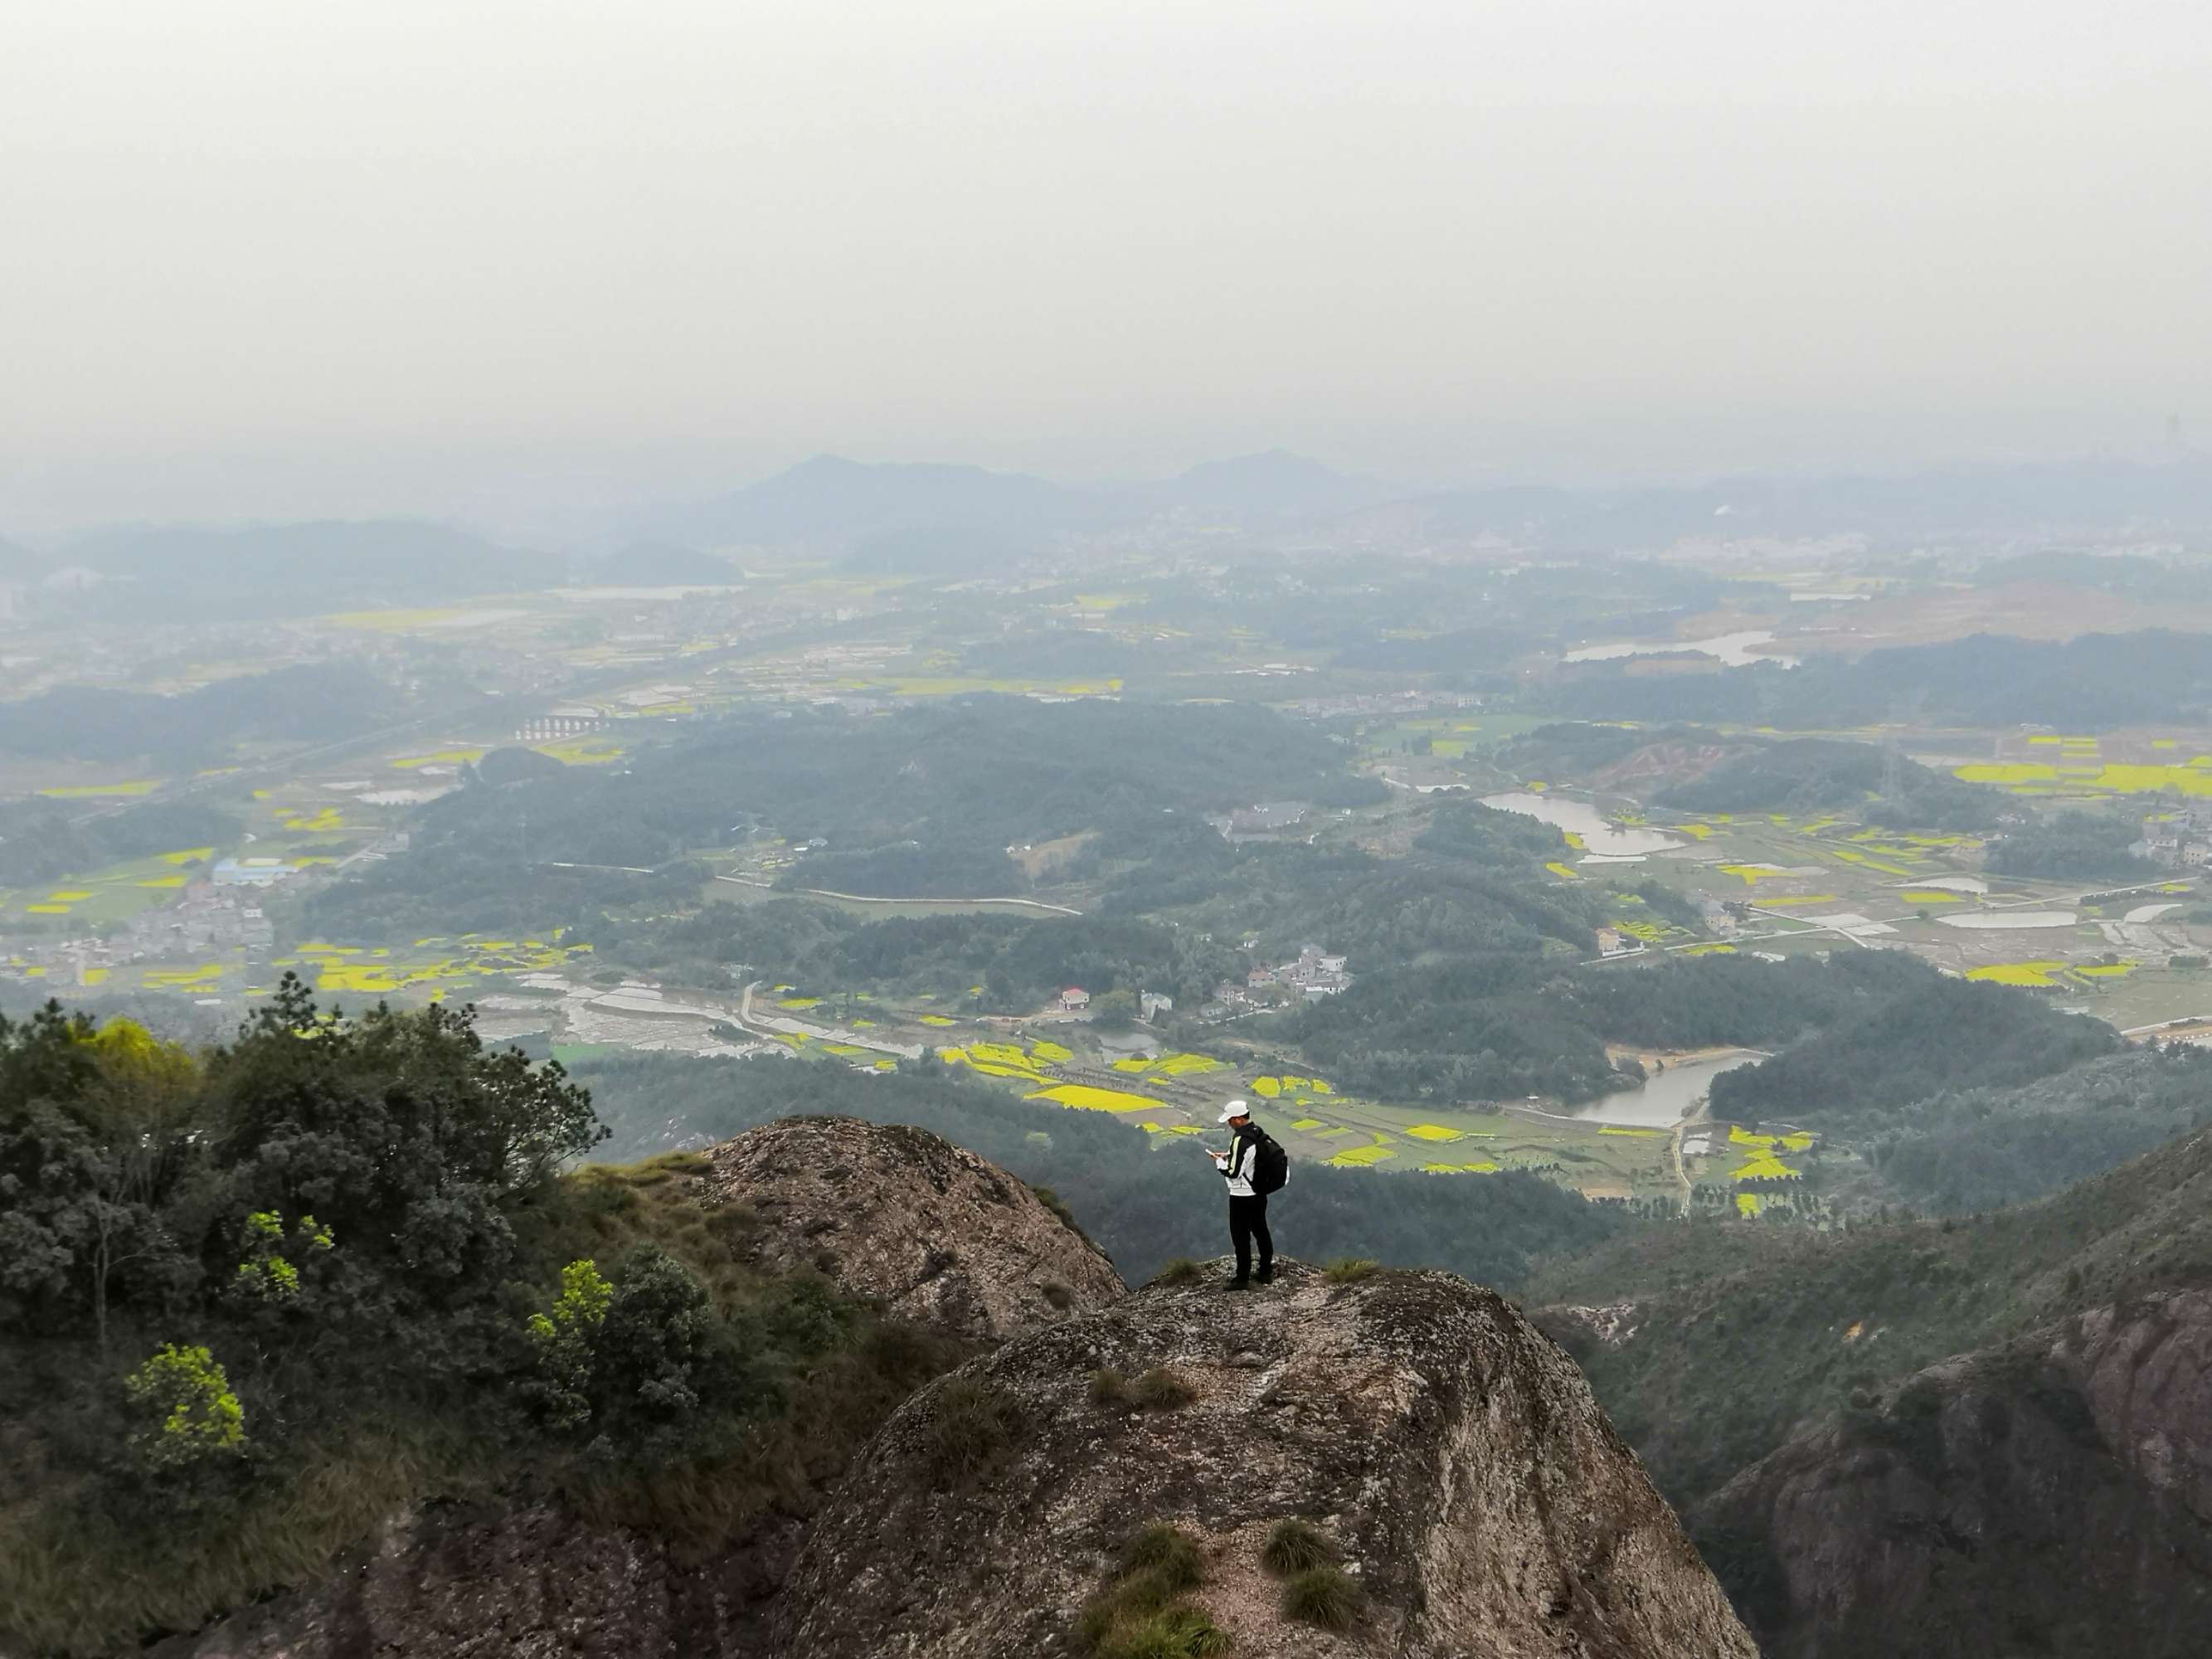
[123, 1343, 246, 1470]
[0, 1009, 201, 1346]
[521, 1245, 738, 1443]
[525, 1258, 615, 1433]
[594, 1244, 731, 1434]
[203, 976, 605, 1305]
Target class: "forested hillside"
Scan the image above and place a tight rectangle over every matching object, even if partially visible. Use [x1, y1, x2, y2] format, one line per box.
[0, 664, 396, 766]
[0, 800, 245, 887]
[1546, 630, 2212, 730]
[1531, 1116, 2212, 1515]
[1708, 973, 2120, 1121]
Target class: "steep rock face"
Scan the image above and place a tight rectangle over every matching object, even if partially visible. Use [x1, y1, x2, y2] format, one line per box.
[780, 1260, 1756, 1658]
[1699, 1288, 2212, 1659]
[702, 1115, 1124, 1340]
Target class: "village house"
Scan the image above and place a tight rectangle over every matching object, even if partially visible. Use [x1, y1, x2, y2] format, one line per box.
[1058, 986, 1091, 1012]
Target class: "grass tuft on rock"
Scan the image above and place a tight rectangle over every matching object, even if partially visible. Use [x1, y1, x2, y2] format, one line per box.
[1121, 1520, 1204, 1587]
[1261, 1517, 1336, 1576]
[1097, 1603, 1231, 1659]
[1151, 1258, 1204, 1287]
[1130, 1367, 1195, 1409]
[1324, 1258, 1380, 1285]
[1090, 1366, 1133, 1407]
[1079, 1522, 1225, 1658]
[921, 1377, 1018, 1490]
[1281, 1564, 1365, 1631]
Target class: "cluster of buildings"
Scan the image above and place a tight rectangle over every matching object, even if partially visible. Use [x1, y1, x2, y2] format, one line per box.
[1196, 942, 1353, 1021]
[1, 880, 277, 990]
[2132, 808, 2212, 870]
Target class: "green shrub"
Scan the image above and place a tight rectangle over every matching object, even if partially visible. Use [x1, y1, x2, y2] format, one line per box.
[596, 1243, 729, 1430]
[923, 1377, 1018, 1489]
[1131, 1367, 1194, 1410]
[1324, 1258, 1380, 1284]
[122, 1344, 246, 1469]
[1260, 1517, 1334, 1576]
[1090, 1366, 1133, 1407]
[525, 1258, 614, 1432]
[1151, 1259, 1204, 1287]
[1281, 1564, 1364, 1631]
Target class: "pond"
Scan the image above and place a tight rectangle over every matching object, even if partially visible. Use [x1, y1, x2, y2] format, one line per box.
[1937, 909, 2078, 930]
[1563, 629, 1799, 669]
[1479, 792, 1686, 857]
[1574, 1051, 1762, 1128]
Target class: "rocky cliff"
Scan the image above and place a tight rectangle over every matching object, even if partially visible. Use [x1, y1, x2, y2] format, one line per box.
[1698, 1288, 2212, 1659]
[702, 1114, 1125, 1340]
[149, 1125, 1746, 1659]
[780, 1259, 1756, 1657]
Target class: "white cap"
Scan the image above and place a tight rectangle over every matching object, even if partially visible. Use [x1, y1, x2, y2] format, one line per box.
[1218, 1098, 1252, 1123]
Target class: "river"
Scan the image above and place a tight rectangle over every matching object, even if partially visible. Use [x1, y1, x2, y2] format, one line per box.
[1479, 791, 1686, 857]
[1573, 1051, 1762, 1128]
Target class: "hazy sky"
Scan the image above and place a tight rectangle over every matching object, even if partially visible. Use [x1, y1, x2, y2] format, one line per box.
[4, 2, 2208, 536]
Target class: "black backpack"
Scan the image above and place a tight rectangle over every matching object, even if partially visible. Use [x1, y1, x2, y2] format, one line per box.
[1250, 1127, 1290, 1196]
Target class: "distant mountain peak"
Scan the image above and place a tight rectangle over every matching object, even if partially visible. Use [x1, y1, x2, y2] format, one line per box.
[1166, 449, 1397, 517]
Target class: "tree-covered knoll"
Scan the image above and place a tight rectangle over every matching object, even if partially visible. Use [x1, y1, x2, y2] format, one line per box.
[602, 900, 1247, 1016]
[1983, 809, 2156, 883]
[1709, 972, 2120, 1124]
[1654, 736, 2002, 830]
[1496, 721, 1659, 779]
[301, 698, 1388, 926]
[1412, 799, 1575, 865]
[1293, 950, 1915, 1105]
[1096, 811, 1599, 968]
[0, 663, 396, 766]
[0, 799, 246, 887]
[297, 844, 705, 947]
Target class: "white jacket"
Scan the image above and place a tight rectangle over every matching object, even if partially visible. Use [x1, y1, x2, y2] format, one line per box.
[1214, 1133, 1259, 1199]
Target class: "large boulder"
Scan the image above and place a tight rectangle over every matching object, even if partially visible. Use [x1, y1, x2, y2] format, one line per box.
[702, 1115, 1124, 1341]
[1697, 1288, 2212, 1659]
[780, 1259, 1757, 1657]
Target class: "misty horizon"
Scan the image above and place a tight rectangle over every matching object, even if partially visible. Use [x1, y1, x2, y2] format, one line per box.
[6, 1, 2208, 538]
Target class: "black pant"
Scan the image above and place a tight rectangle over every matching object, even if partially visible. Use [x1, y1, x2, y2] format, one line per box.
[1229, 1194, 1272, 1280]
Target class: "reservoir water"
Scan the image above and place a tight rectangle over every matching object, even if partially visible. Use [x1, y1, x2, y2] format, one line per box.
[1574, 1051, 1762, 1128]
[1563, 630, 1799, 669]
[1479, 792, 1686, 858]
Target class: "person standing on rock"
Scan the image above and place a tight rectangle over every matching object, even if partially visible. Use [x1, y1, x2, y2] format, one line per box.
[1207, 1099, 1283, 1289]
